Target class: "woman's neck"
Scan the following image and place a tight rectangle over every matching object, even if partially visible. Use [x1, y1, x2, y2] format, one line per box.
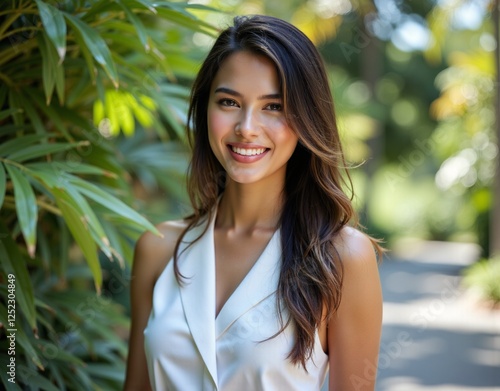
[216, 179, 284, 235]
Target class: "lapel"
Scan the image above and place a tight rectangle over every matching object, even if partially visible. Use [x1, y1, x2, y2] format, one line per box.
[215, 228, 281, 338]
[178, 211, 282, 388]
[178, 216, 218, 389]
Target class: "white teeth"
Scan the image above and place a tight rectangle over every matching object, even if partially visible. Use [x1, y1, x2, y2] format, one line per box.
[231, 146, 266, 156]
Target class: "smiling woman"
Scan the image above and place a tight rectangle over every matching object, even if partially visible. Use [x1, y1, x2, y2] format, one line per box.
[207, 51, 298, 185]
[125, 14, 383, 391]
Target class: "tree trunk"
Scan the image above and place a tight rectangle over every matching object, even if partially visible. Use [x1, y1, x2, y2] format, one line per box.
[360, 20, 383, 224]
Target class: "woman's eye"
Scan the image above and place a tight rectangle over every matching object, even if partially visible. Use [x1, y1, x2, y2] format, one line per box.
[219, 98, 238, 107]
[266, 103, 282, 111]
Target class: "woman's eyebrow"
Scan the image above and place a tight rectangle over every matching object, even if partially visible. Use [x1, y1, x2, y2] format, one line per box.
[214, 87, 281, 100]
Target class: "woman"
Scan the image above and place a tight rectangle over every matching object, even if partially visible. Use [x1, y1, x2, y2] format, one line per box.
[125, 15, 383, 391]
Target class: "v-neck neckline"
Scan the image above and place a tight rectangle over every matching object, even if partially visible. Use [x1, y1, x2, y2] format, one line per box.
[213, 220, 280, 321]
[177, 205, 282, 386]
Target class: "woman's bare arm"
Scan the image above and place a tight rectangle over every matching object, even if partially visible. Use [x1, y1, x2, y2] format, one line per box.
[328, 228, 383, 391]
[124, 221, 185, 390]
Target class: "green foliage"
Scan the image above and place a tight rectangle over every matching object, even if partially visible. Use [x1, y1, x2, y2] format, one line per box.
[463, 257, 500, 305]
[0, 0, 215, 388]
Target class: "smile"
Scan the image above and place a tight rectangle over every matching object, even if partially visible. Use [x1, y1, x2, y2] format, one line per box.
[230, 146, 267, 156]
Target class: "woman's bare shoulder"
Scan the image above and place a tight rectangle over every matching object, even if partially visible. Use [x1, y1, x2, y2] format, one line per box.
[334, 226, 379, 268]
[133, 219, 189, 280]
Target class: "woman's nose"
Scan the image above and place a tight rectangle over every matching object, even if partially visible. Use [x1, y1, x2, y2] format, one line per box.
[235, 109, 259, 138]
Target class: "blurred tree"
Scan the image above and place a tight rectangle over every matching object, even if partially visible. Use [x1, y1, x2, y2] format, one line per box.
[427, 0, 497, 254]
[492, 0, 499, 255]
[0, 0, 215, 388]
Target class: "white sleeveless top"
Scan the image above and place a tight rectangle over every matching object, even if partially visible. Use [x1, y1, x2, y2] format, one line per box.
[144, 212, 329, 390]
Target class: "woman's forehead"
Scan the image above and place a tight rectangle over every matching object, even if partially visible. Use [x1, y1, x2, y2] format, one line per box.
[211, 51, 281, 95]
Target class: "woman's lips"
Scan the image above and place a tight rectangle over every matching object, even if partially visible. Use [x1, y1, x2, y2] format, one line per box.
[227, 144, 269, 163]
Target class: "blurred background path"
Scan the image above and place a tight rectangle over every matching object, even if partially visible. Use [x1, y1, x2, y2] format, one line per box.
[377, 241, 500, 391]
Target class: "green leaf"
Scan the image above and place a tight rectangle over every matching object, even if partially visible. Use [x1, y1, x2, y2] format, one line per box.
[80, 0, 120, 21]
[0, 108, 21, 122]
[4, 165, 38, 258]
[37, 339, 86, 366]
[15, 366, 60, 391]
[26, 161, 114, 177]
[52, 188, 102, 293]
[7, 142, 86, 163]
[75, 33, 98, 84]
[45, 357, 66, 389]
[11, 91, 45, 135]
[86, 363, 126, 382]
[27, 88, 71, 139]
[0, 221, 37, 332]
[64, 12, 119, 87]
[101, 219, 124, 267]
[57, 217, 70, 277]
[8, 89, 24, 127]
[37, 225, 51, 268]
[60, 181, 113, 259]
[0, 163, 5, 210]
[68, 175, 159, 235]
[38, 33, 56, 105]
[116, 0, 150, 50]
[155, 6, 217, 36]
[0, 134, 52, 157]
[35, 0, 67, 61]
[55, 58, 65, 105]
[122, 0, 157, 13]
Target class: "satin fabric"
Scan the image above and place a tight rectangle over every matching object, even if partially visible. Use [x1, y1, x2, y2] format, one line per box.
[144, 213, 329, 390]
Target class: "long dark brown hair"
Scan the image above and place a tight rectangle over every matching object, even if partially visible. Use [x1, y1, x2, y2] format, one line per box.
[174, 15, 377, 369]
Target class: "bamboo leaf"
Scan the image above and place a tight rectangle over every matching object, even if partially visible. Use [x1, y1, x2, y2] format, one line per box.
[68, 176, 160, 235]
[57, 217, 70, 278]
[0, 108, 21, 122]
[60, 181, 112, 259]
[155, 6, 217, 35]
[8, 89, 24, 127]
[26, 161, 114, 177]
[12, 91, 45, 135]
[35, 0, 67, 61]
[0, 163, 5, 210]
[37, 225, 51, 268]
[4, 165, 37, 258]
[101, 219, 125, 268]
[55, 58, 65, 105]
[80, 0, 120, 21]
[14, 366, 60, 391]
[52, 188, 102, 293]
[38, 33, 56, 105]
[37, 339, 86, 366]
[121, 0, 157, 14]
[28, 88, 71, 140]
[74, 33, 98, 84]
[64, 13, 119, 87]
[7, 142, 86, 163]
[0, 134, 53, 157]
[86, 363, 126, 382]
[116, 0, 149, 50]
[0, 221, 37, 332]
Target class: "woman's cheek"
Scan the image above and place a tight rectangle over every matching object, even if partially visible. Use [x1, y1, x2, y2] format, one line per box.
[208, 110, 230, 140]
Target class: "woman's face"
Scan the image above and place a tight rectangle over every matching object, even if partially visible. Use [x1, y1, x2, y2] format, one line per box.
[207, 50, 298, 186]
